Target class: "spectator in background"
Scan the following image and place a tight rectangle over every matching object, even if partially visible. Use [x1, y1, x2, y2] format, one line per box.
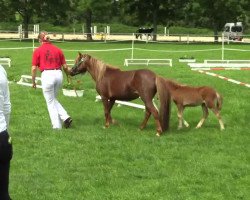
[0, 64, 12, 200]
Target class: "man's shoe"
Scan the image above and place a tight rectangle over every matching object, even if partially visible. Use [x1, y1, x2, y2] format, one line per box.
[64, 117, 72, 128]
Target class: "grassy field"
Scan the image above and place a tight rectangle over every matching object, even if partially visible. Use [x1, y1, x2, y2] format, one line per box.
[1, 39, 250, 200]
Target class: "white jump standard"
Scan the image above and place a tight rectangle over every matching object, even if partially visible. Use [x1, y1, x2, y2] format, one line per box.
[17, 75, 42, 88]
[188, 60, 250, 70]
[124, 59, 172, 67]
[0, 58, 11, 67]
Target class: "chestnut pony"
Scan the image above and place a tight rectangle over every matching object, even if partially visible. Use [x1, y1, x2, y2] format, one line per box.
[164, 79, 225, 130]
[69, 53, 171, 136]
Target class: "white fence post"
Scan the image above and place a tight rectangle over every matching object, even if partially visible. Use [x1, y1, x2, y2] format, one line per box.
[107, 26, 110, 35]
[94, 26, 97, 35]
[33, 24, 39, 35]
[18, 24, 23, 41]
[32, 38, 35, 52]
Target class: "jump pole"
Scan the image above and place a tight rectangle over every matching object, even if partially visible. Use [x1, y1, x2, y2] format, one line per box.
[131, 33, 135, 59]
[32, 38, 35, 52]
[221, 33, 224, 60]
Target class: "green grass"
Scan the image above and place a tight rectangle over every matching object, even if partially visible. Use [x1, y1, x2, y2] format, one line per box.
[1, 40, 249, 199]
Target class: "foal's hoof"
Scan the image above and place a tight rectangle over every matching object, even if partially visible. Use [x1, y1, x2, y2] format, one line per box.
[111, 119, 118, 125]
[103, 124, 110, 129]
[156, 132, 161, 137]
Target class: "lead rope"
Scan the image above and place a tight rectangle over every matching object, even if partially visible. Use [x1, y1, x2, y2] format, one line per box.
[65, 57, 86, 97]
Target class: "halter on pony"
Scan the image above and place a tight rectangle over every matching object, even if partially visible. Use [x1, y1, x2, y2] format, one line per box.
[70, 55, 88, 76]
[66, 55, 87, 85]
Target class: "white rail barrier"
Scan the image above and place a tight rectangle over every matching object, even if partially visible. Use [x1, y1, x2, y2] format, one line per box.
[124, 59, 172, 67]
[95, 95, 145, 110]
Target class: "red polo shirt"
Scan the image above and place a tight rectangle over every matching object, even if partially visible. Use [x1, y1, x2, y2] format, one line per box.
[32, 42, 66, 72]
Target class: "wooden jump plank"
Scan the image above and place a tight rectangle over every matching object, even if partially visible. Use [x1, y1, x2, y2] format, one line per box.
[95, 95, 145, 109]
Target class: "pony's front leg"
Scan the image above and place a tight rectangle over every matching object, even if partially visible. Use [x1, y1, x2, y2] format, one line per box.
[177, 105, 184, 130]
[102, 98, 113, 128]
[211, 109, 225, 130]
[140, 108, 151, 130]
[108, 100, 116, 124]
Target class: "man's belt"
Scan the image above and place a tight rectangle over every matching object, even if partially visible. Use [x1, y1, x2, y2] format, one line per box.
[41, 68, 61, 72]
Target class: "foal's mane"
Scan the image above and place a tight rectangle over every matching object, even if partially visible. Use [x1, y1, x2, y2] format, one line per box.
[88, 55, 120, 82]
[165, 79, 184, 90]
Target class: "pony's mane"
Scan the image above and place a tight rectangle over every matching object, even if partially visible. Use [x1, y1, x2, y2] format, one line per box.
[88, 56, 119, 82]
[106, 64, 120, 70]
[88, 56, 106, 82]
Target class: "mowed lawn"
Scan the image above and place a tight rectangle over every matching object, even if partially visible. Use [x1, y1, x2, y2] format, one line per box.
[1, 39, 249, 200]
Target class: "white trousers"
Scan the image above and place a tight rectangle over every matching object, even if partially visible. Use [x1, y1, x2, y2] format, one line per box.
[41, 70, 70, 129]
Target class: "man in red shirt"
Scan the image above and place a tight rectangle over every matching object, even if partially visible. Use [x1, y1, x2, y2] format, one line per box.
[31, 31, 72, 129]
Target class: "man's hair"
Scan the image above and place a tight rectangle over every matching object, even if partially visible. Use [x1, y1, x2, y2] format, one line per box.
[38, 31, 50, 42]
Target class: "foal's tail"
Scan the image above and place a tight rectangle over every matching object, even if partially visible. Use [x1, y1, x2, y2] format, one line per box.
[216, 92, 223, 111]
[156, 76, 171, 131]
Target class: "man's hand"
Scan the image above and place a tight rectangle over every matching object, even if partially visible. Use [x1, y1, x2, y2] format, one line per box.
[31, 65, 37, 89]
[62, 64, 72, 75]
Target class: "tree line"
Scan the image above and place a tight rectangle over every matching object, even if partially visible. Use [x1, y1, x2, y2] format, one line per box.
[0, 0, 249, 41]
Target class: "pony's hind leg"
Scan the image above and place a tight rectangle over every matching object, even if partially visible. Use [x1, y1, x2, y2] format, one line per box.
[102, 98, 115, 128]
[211, 108, 225, 130]
[196, 104, 208, 129]
[140, 108, 151, 130]
[144, 102, 162, 136]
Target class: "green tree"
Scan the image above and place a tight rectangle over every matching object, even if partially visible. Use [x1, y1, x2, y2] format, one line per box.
[119, 0, 189, 40]
[38, 0, 74, 26]
[0, 0, 14, 21]
[6, 0, 41, 38]
[75, 0, 115, 40]
[5, 0, 72, 38]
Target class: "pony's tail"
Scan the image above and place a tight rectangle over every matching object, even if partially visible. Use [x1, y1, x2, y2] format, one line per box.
[156, 76, 171, 132]
[216, 92, 223, 111]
